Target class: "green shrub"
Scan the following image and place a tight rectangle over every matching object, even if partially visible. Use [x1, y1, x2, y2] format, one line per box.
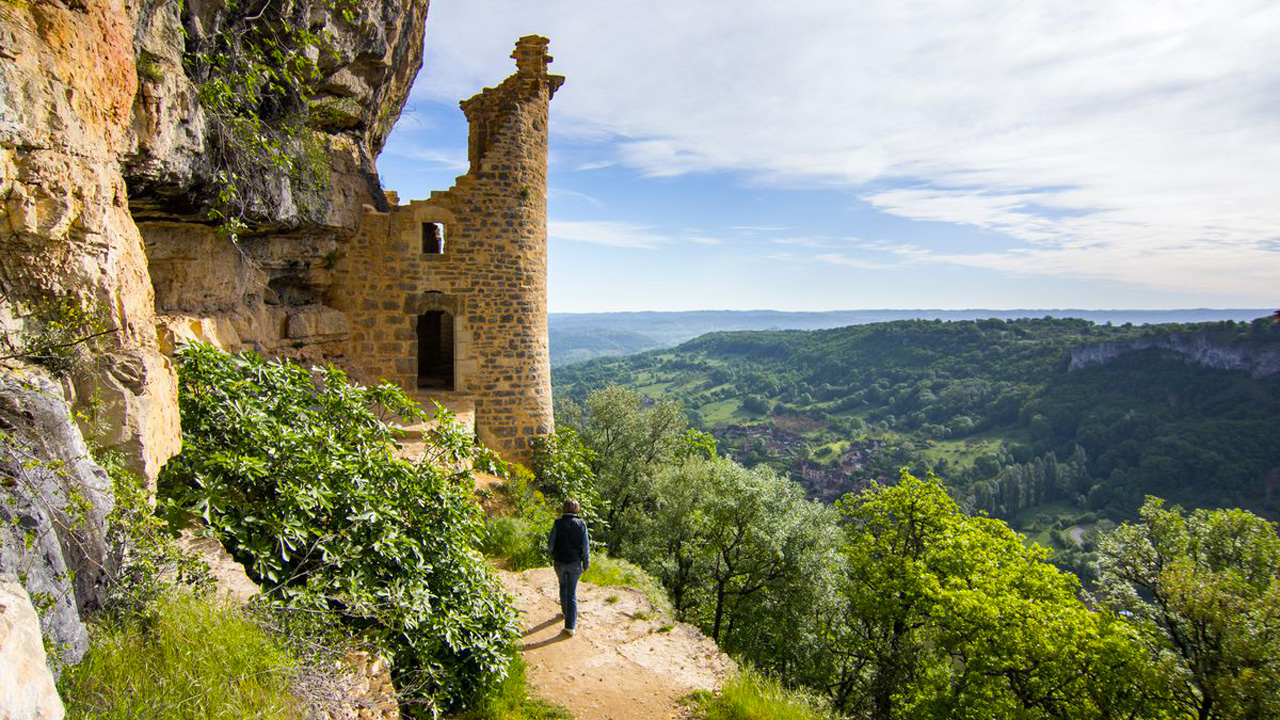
[581, 554, 672, 615]
[477, 463, 555, 570]
[689, 668, 832, 720]
[531, 427, 602, 531]
[481, 514, 551, 571]
[158, 343, 517, 715]
[98, 449, 213, 615]
[73, 391, 214, 615]
[60, 591, 301, 720]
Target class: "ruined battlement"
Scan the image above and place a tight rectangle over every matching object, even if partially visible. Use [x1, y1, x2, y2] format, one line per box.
[330, 37, 561, 465]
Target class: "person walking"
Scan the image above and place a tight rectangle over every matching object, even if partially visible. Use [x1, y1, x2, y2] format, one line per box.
[548, 499, 590, 636]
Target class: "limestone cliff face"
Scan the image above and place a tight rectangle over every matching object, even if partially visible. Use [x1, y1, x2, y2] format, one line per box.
[0, 373, 115, 668]
[1, 0, 180, 481]
[0, 580, 66, 719]
[0, 0, 431, 479]
[0, 0, 431, 669]
[126, 0, 429, 230]
[1069, 331, 1280, 379]
[131, 0, 431, 370]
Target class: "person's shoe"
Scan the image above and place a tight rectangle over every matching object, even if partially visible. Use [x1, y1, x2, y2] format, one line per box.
[564, 627, 576, 637]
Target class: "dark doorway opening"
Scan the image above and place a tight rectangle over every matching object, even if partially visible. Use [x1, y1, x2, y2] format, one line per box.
[416, 310, 454, 389]
[422, 223, 444, 254]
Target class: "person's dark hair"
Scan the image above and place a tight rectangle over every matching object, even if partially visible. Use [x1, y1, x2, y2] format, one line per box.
[563, 498, 580, 514]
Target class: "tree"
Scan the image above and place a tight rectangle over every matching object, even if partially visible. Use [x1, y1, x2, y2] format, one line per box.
[531, 426, 601, 526]
[573, 386, 693, 552]
[1098, 497, 1280, 720]
[830, 472, 1157, 719]
[631, 456, 843, 683]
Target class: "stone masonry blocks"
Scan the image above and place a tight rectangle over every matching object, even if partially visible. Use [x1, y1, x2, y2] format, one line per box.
[330, 37, 562, 466]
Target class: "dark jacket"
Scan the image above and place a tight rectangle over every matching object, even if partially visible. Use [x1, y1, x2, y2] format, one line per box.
[548, 513, 590, 568]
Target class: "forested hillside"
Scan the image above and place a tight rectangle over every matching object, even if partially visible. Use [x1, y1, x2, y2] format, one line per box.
[555, 316, 1280, 566]
[548, 309, 1270, 366]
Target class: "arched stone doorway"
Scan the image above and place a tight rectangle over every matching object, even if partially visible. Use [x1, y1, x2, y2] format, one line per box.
[416, 310, 455, 389]
[411, 291, 460, 391]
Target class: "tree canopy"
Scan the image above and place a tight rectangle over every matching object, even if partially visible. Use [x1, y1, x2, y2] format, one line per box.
[1099, 497, 1280, 720]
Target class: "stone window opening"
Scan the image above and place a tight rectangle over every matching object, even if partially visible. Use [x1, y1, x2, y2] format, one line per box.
[416, 310, 455, 390]
[422, 223, 445, 254]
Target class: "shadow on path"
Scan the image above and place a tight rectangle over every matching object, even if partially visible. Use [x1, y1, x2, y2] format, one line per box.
[524, 616, 562, 637]
[520, 631, 570, 651]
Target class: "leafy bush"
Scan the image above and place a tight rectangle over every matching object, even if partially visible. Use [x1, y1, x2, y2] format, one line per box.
[68, 393, 215, 614]
[98, 448, 213, 615]
[158, 343, 517, 715]
[477, 463, 555, 570]
[689, 668, 832, 720]
[531, 426, 602, 531]
[60, 591, 301, 720]
[481, 514, 552, 571]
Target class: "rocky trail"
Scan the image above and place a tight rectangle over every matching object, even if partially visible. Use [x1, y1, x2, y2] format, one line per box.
[498, 568, 735, 720]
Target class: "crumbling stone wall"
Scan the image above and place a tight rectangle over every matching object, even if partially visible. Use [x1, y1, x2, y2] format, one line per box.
[332, 36, 561, 465]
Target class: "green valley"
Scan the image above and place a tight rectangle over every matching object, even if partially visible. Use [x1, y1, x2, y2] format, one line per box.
[555, 316, 1280, 574]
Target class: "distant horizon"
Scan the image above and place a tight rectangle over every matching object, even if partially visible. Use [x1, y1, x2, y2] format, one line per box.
[550, 307, 1274, 316]
[545, 307, 1275, 366]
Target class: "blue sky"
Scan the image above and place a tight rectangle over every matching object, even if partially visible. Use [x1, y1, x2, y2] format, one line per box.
[378, 0, 1280, 313]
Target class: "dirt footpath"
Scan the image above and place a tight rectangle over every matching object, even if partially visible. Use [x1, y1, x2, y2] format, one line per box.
[498, 568, 735, 720]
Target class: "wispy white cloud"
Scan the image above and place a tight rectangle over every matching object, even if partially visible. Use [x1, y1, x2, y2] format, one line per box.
[549, 187, 604, 207]
[549, 220, 667, 249]
[813, 253, 900, 270]
[383, 145, 468, 170]
[410, 0, 1280, 301]
[733, 225, 789, 233]
[575, 160, 616, 171]
[772, 236, 836, 249]
[686, 236, 723, 246]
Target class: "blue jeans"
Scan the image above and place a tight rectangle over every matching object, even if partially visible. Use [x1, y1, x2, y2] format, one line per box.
[554, 561, 584, 629]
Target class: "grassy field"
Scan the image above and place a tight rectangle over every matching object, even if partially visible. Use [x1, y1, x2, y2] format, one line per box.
[920, 434, 1005, 469]
[700, 398, 747, 426]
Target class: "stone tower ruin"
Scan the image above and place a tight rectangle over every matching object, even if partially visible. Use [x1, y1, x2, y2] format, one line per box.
[331, 36, 563, 465]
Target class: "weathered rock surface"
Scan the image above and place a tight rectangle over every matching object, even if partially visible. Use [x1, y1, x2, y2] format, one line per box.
[2, 0, 432, 478]
[124, 0, 432, 374]
[175, 530, 260, 606]
[0, 373, 113, 667]
[0, 578, 66, 720]
[126, 0, 431, 231]
[305, 650, 401, 720]
[1070, 331, 1280, 378]
[0, 0, 183, 484]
